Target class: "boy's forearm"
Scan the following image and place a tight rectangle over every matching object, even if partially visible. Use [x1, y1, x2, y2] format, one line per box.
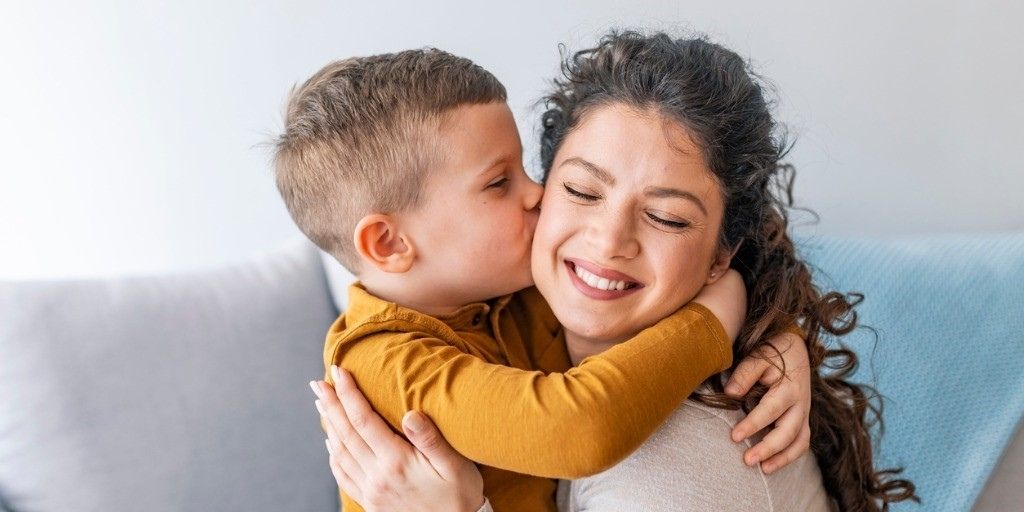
[330, 303, 730, 478]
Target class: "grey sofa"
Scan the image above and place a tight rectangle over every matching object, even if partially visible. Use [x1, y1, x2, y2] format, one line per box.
[0, 238, 1020, 511]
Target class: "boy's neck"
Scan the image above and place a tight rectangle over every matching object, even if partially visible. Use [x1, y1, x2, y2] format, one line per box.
[360, 276, 463, 317]
[380, 291, 461, 317]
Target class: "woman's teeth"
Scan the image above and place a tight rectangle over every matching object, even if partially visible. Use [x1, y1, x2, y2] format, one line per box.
[574, 264, 632, 291]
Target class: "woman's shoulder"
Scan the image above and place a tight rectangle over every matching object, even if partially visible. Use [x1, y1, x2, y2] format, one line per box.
[560, 397, 831, 512]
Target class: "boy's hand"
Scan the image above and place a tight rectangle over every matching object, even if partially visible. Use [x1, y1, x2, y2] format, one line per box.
[692, 269, 747, 343]
[311, 366, 486, 512]
[725, 331, 812, 474]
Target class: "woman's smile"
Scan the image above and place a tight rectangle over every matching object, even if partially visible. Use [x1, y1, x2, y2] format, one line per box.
[564, 258, 643, 300]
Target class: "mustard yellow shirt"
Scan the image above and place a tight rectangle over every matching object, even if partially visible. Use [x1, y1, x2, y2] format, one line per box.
[323, 284, 732, 512]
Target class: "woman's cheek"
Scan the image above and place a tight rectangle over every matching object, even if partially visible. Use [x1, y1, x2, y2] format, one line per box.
[532, 205, 562, 254]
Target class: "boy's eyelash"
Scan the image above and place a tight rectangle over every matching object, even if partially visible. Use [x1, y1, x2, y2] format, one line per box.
[564, 184, 598, 201]
[487, 176, 510, 189]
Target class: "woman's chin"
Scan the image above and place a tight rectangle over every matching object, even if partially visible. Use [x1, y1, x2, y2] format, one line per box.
[559, 317, 632, 344]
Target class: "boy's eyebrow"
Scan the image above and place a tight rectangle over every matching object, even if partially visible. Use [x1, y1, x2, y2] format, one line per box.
[560, 157, 615, 184]
[478, 154, 512, 175]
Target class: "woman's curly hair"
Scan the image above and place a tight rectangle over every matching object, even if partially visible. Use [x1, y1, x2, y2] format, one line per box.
[539, 30, 919, 511]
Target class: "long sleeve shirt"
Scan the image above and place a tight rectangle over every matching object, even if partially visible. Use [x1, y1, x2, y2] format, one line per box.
[323, 283, 732, 512]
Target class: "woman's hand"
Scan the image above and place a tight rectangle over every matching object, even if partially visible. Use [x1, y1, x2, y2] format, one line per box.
[725, 331, 812, 474]
[311, 366, 488, 512]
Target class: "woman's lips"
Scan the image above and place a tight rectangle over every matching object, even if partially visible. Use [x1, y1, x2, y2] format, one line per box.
[564, 260, 643, 301]
[567, 258, 642, 283]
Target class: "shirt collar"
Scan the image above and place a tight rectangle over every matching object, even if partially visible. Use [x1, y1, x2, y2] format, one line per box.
[345, 282, 514, 332]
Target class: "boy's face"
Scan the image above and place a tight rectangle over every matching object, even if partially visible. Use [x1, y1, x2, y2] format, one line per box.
[402, 101, 543, 306]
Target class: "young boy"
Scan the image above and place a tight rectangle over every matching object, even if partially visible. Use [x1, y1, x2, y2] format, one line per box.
[274, 49, 747, 512]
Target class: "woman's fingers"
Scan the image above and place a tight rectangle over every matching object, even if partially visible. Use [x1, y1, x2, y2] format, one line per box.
[743, 404, 806, 467]
[327, 447, 363, 505]
[326, 421, 366, 483]
[402, 410, 466, 480]
[316, 397, 368, 478]
[332, 366, 411, 459]
[314, 378, 376, 465]
[731, 383, 793, 443]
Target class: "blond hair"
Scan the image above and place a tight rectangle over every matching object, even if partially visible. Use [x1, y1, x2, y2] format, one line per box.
[273, 49, 506, 271]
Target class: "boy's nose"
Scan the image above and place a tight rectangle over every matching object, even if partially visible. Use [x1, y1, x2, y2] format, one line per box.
[523, 178, 544, 210]
[525, 205, 539, 234]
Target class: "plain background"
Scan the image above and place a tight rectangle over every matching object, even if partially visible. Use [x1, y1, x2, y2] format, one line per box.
[2, 0, 1021, 279]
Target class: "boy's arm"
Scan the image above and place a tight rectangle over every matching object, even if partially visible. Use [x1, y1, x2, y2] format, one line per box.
[329, 300, 732, 479]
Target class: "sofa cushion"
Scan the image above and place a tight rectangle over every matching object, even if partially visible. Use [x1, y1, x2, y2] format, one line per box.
[0, 240, 340, 512]
[799, 233, 1024, 511]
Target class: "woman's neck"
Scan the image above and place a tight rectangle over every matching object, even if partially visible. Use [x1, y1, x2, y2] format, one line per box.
[564, 330, 623, 366]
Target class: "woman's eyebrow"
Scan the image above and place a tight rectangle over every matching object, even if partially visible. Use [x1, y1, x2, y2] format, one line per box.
[560, 157, 615, 184]
[644, 186, 708, 216]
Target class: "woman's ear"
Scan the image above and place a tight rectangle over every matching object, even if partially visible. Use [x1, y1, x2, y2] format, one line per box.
[353, 214, 415, 273]
[705, 240, 742, 285]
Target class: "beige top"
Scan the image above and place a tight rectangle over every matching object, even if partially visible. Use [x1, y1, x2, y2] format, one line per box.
[556, 391, 833, 512]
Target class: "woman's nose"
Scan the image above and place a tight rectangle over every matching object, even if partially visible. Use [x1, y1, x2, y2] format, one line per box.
[585, 210, 640, 260]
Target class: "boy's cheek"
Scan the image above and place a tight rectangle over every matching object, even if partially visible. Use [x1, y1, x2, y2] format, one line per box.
[526, 205, 540, 232]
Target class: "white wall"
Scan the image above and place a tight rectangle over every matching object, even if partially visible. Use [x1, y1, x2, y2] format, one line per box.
[2, 0, 1021, 279]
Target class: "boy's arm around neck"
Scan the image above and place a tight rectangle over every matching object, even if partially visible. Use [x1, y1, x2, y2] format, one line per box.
[327, 304, 731, 479]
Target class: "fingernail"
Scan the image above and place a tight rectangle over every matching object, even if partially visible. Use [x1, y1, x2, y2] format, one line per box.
[725, 384, 740, 395]
[309, 380, 323, 398]
[747, 455, 759, 466]
[324, 438, 333, 456]
[314, 399, 324, 415]
[762, 463, 774, 473]
[331, 365, 341, 382]
[404, 411, 425, 435]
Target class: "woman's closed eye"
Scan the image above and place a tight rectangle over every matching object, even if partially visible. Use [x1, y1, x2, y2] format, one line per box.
[563, 183, 599, 201]
[565, 182, 690, 229]
[646, 211, 689, 229]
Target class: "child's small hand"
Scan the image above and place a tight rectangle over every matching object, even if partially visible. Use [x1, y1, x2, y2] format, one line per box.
[692, 269, 747, 343]
[725, 331, 812, 474]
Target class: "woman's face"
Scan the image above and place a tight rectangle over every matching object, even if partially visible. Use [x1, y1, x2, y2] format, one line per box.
[532, 103, 727, 345]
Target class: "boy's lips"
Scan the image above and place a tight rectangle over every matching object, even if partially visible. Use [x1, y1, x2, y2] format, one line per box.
[564, 259, 643, 301]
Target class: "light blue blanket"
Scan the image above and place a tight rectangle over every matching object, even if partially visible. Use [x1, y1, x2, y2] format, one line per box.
[798, 232, 1024, 510]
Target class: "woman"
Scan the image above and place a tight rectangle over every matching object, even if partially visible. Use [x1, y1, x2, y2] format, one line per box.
[319, 31, 918, 511]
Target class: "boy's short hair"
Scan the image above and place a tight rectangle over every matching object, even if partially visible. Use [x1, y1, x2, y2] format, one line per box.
[274, 49, 507, 272]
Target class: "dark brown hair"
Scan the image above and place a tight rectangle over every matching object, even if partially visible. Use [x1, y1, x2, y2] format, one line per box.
[274, 49, 506, 271]
[540, 30, 918, 511]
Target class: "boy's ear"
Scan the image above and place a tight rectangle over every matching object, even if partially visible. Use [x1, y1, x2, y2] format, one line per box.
[705, 240, 742, 286]
[353, 214, 415, 273]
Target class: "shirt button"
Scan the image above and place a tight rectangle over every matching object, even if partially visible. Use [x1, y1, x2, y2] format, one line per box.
[472, 313, 482, 326]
